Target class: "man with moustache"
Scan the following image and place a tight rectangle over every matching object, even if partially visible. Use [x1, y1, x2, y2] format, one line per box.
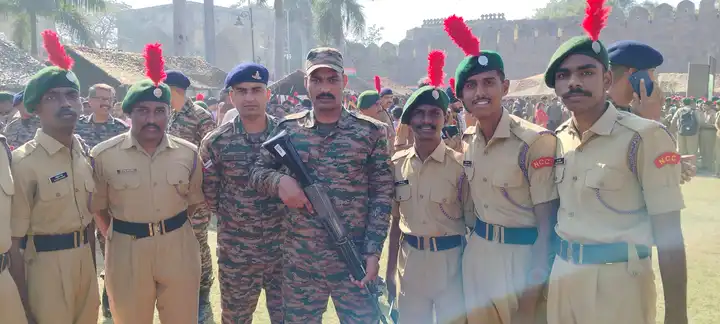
[356, 88, 395, 154]
[443, 15, 557, 324]
[8, 30, 98, 324]
[543, 2, 687, 322]
[385, 51, 471, 324]
[249, 47, 393, 323]
[199, 63, 285, 324]
[90, 44, 202, 324]
[4, 91, 42, 148]
[73, 83, 128, 318]
[164, 70, 216, 321]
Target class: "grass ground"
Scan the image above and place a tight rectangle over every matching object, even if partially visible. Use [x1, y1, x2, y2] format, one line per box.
[97, 175, 720, 324]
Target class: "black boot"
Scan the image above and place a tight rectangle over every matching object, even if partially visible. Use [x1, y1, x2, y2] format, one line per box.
[198, 288, 212, 324]
[102, 286, 112, 318]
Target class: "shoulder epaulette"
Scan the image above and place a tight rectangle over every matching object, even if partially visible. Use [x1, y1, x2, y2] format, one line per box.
[114, 118, 129, 128]
[74, 134, 91, 156]
[391, 148, 412, 161]
[447, 148, 464, 165]
[282, 110, 310, 121]
[509, 116, 556, 146]
[12, 140, 38, 165]
[463, 125, 477, 135]
[615, 111, 656, 134]
[555, 119, 572, 133]
[90, 133, 125, 157]
[203, 121, 233, 146]
[170, 135, 198, 151]
[351, 113, 383, 130]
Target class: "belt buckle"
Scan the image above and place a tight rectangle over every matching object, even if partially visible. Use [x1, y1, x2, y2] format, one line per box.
[430, 237, 438, 251]
[418, 236, 425, 250]
[148, 221, 163, 237]
[485, 223, 491, 241]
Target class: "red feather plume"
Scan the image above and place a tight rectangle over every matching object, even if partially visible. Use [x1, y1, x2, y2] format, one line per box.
[427, 50, 446, 88]
[581, 0, 611, 41]
[143, 43, 166, 86]
[195, 93, 205, 101]
[443, 15, 480, 57]
[449, 78, 456, 95]
[374, 75, 381, 94]
[41, 30, 74, 70]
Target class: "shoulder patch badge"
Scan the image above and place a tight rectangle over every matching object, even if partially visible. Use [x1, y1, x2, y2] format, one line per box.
[654, 152, 680, 168]
[531, 157, 554, 169]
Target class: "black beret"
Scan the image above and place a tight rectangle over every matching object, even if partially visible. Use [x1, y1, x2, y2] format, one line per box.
[607, 40, 663, 70]
[164, 70, 191, 89]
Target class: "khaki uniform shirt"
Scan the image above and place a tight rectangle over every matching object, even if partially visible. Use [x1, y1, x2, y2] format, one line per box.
[0, 135, 12, 252]
[555, 103, 685, 246]
[462, 109, 558, 227]
[391, 141, 472, 236]
[10, 130, 94, 237]
[90, 133, 204, 223]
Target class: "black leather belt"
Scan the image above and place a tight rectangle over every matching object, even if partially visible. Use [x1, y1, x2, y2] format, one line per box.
[474, 218, 537, 245]
[21, 226, 90, 252]
[555, 238, 651, 265]
[402, 233, 463, 252]
[0, 252, 9, 273]
[113, 210, 188, 239]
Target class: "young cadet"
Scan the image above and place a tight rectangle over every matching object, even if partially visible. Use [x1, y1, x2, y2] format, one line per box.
[91, 44, 203, 324]
[9, 30, 98, 324]
[543, 1, 687, 323]
[444, 15, 557, 324]
[385, 50, 471, 324]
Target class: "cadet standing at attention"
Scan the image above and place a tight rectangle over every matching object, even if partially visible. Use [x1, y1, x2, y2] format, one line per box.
[4, 91, 41, 149]
[90, 43, 203, 324]
[200, 62, 285, 324]
[250, 47, 393, 324]
[444, 15, 557, 324]
[8, 30, 98, 324]
[164, 70, 216, 321]
[0, 133, 27, 324]
[543, 1, 687, 323]
[385, 50, 471, 324]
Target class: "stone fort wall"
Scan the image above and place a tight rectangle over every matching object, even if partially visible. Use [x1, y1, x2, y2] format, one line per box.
[347, 0, 720, 85]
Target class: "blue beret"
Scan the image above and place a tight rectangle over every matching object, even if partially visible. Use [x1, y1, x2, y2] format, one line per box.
[164, 70, 191, 89]
[607, 41, 663, 70]
[13, 91, 23, 106]
[380, 88, 393, 96]
[225, 63, 269, 88]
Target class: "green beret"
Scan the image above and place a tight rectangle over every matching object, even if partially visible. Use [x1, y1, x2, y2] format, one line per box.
[194, 101, 208, 110]
[121, 80, 171, 114]
[0, 91, 14, 102]
[544, 36, 609, 88]
[400, 86, 449, 124]
[454, 51, 504, 97]
[682, 98, 693, 105]
[712, 96, 719, 102]
[23, 66, 81, 113]
[357, 90, 380, 110]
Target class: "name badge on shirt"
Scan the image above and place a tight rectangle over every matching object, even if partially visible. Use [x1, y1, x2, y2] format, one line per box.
[394, 179, 409, 186]
[50, 172, 68, 183]
[463, 161, 472, 167]
[116, 168, 137, 174]
[554, 158, 565, 165]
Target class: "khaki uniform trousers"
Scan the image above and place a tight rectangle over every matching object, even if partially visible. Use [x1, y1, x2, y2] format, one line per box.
[462, 234, 545, 324]
[699, 129, 716, 169]
[677, 134, 699, 158]
[397, 241, 466, 324]
[105, 223, 201, 324]
[27, 245, 99, 324]
[547, 256, 656, 324]
[0, 269, 28, 324]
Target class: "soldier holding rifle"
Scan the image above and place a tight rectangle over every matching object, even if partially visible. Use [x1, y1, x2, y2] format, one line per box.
[249, 47, 394, 324]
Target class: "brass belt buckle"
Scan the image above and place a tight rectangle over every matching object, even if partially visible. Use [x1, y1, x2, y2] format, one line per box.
[430, 237, 438, 251]
[79, 228, 86, 247]
[485, 222, 490, 241]
[149, 221, 163, 237]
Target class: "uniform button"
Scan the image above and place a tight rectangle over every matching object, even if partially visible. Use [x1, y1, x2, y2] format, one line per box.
[482, 177, 488, 182]
[442, 198, 447, 203]
[153, 182, 157, 186]
[179, 180, 184, 184]
[75, 188, 79, 193]
[56, 193, 61, 197]
[419, 194, 424, 199]
[483, 152, 488, 155]
[483, 204, 488, 209]
[572, 176, 578, 181]
[569, 212, 575, 217]
[124, 185, 128, 189]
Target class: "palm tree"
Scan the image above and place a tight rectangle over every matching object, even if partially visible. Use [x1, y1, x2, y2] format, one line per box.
[312, 0, 365, 48]
[204, 0, 216, 64]
[0, 0, 106, 56]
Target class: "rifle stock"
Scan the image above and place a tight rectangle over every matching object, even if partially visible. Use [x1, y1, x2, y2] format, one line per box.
[262, 130, 390, 324]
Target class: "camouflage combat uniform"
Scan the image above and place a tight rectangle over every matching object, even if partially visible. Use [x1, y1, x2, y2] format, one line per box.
[250, 109, 393, 324]
[0, 109, 18, 131]
[4, 116, 41, 148]
[166, 98, 216, 295]
[200, 114, 285, 324]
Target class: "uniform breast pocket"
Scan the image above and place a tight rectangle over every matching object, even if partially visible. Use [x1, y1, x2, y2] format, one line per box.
[430, 180, 461, 220]
[584, 166, 643, 214]
[109, 173, 141, 191]
[492, 171, 532, 210]
[167, 165, 191, 196]
[38, 177, 70, 201]
[394, 182, 412, 202]
[0, 174, 14, 206]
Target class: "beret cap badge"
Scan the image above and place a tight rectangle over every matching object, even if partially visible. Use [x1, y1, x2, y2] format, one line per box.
[153, 88, 163, 98]
[66, 71, 78, 83]
[477, 55, 489, 66]
[432, 89, 440, 99]
[592, 41, 601, 54]
[252, 71, 261, 80]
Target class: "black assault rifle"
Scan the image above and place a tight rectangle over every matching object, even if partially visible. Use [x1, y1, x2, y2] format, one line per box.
[262, 130, 390, 324]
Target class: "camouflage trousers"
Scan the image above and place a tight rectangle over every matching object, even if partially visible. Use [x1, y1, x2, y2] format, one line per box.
[217, 235, 283, 324]
[283, 256, 380, 323]
[192, 205, 215, 291]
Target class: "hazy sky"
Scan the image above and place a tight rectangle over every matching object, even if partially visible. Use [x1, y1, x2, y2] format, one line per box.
[120, 0, 691, 43]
